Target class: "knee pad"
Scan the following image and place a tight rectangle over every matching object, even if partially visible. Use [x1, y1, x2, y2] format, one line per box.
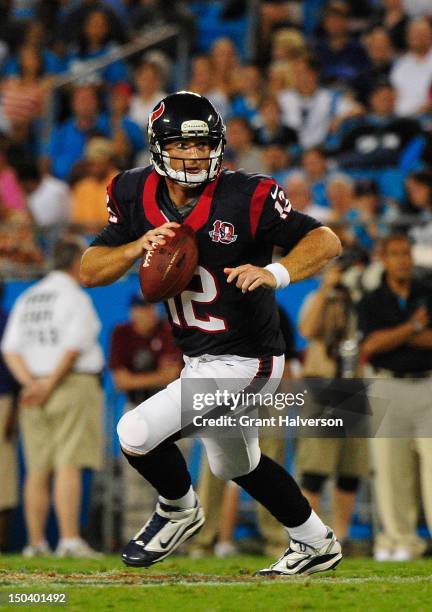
[208, 446, 261, 481]
[301, 472, 327, 494]
[336, 475, 360, 493]
[117, 410, 149, 454]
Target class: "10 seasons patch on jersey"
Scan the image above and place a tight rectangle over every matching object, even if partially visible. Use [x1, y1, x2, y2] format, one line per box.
[140, 225, 199, 302]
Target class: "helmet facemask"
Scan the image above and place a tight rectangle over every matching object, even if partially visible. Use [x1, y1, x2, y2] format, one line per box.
[149, 136, 225, 187]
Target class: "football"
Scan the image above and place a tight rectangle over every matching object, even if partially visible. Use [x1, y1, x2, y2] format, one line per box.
[139, 225, 199, 302]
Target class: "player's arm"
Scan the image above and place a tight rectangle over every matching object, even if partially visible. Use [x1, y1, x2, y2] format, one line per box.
[79, 172, 180, 287]
[80, 223, 179, 287]
[278, 226, 341, 282]
[225, 180, 341, 292]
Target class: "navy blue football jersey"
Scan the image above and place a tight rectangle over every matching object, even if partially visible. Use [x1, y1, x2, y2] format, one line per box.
[91, 167, 322, 358]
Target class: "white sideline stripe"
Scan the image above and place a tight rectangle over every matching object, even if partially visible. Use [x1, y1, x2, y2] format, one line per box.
[6, 576, 432, 587]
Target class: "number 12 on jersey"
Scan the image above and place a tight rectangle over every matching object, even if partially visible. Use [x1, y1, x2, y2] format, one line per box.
[167, 266, 227, 332]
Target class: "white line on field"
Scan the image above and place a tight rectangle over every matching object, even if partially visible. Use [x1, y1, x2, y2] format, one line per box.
[3, 576, 432, 587]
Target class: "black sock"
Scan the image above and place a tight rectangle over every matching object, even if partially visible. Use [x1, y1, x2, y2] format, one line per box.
[122, 443, 192, 500]
[233, 454, 311, 528]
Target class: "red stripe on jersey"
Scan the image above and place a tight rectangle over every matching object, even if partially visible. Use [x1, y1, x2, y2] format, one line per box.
[184, 174, 221, 232]
[107, 177, 122, 219]
[249, 179, 274, 239]
[142, 170, 165, 227]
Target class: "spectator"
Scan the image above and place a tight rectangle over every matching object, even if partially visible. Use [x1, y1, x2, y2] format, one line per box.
[16, 160, 71, 228]
[209, 37, 240, 99]
[1, 237, 104, 558]
[109, 293, 182, 539]
[67, 8, 130, 85]
[325, 173, 358, 247]
[334, 81, 427, 170]
[70, 137, 120, 233]
[285, 172, 330, 222]
[253, 96, 298, 148]
[261, 144, 291, 184]
[46, 85, 110, 180]
[225, 117, 263, 173]
[109, 82, 146, 167]
[403, 169, 432, 215]
[327, 173, 355, 221]
[390, 18, 432, 116]
[354, 27, 395, 104]
[1, 44, 53, 131]
[314, 1, 369, 86]
[230, 64, 263, 124]
[0, 280, 19, 553]
[188, 55, 230, 119]
[267, 61, 295, 96]
[259, 1, 293, 50]
[373, 0, 409, 52]
[403, 170, 432, 266]
[271, 28, 307, 65]
[298, 263, 368, 548]
[128, 60, 167, 130]
[0, 136, 26, 217]
[301, 147, 331, 208]
[0, 137, 44, 269]
[278, 55, 359, 149]
[268, 28, 308, 90]
[59, 0, 128, 47]
[358, 233, 432, 561]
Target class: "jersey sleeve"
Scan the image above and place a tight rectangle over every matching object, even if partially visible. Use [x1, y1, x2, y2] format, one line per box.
[90, 172, 135, 247]
[251, 179, 323, 251]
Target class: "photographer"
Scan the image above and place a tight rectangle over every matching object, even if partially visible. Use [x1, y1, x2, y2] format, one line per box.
[297, 259, 368, 549]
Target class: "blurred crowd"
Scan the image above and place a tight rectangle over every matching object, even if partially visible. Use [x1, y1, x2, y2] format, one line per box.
[0, 0, 432, 560]
[0, 0, 432, 270]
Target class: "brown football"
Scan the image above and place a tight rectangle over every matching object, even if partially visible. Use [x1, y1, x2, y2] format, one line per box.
[139, 225, 199, 302]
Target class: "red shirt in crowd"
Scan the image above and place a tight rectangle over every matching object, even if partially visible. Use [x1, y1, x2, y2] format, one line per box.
[109, 319, 181, 404]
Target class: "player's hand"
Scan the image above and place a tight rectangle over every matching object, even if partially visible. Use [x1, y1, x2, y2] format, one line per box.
[224, 264, 277, 293]
[126, 222, 181, 259]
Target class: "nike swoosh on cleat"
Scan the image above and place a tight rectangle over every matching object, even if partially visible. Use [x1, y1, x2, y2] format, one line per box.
[159, 516, 202, 549]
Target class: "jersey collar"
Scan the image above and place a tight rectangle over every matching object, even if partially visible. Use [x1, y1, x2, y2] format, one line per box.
[142, 170, 221, 231]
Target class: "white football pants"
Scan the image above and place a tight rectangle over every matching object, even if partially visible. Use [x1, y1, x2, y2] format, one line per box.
[117, 353, 285, 481]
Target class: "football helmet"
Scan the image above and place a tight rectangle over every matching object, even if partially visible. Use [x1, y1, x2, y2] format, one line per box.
[147, 91, 226, 186]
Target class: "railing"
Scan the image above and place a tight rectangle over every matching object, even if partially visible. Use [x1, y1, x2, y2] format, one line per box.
[41, 24, 185, 144]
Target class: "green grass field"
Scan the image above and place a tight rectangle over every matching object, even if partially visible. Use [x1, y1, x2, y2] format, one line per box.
[1, 555, 432, 611]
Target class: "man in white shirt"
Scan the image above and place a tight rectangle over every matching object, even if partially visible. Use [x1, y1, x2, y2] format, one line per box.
[278, 56, 357, 149]
[16, 162, 71, 228]
[1, 238, 104, 558]
[391, 18, 432, 116]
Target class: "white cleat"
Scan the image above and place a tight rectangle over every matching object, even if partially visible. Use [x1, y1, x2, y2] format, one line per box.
[122, 498, 205, 567]
[255, 529, 342, 577]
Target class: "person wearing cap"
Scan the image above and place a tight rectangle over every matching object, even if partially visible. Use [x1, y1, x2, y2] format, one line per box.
[1, 238, 104, 558]
[70, 137, 120, 233]
[109, 295, 182, 540]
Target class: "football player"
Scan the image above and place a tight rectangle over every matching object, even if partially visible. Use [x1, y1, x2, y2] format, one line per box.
[81, 91, 343, 576]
